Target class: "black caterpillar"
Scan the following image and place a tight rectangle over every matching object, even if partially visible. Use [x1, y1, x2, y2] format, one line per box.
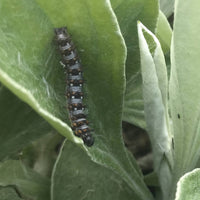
[54, 27, 94, 147]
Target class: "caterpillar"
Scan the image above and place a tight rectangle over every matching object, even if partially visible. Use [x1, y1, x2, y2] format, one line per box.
[54, 27, 94, 147]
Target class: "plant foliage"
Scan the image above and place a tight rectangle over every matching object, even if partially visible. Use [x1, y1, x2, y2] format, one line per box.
[0, 0, 200, 199]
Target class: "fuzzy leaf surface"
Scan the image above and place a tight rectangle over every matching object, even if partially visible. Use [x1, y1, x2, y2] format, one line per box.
[169, 0, 200, 198]
[51, 140, 137, 200]
[138, 22, 172, 199]
[0, 0, 153, 199]
[175, 169, 200, 200]
[111, 0, 159, 129]
[0, 85, 51, 160]
[0, 160, 50, 200]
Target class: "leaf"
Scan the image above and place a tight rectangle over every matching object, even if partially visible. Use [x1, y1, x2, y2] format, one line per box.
[22, 132, 63, 177]
[111, 0, 159, 129]
[159, 0, 174, 18]
[0, 160, 50, 200]
[169, 0, 200, 198]
[0, 85, 52, 161]
[0, 0, 74, 143]
[0, 187, 22, 200]
[51, 140, 137, 200]
[155, 10, 172, 54]
[175, 168, 200, 200]
[137, 22, 173, 198]
[0, 0, 153, 199]
[144, 172, 159, 187]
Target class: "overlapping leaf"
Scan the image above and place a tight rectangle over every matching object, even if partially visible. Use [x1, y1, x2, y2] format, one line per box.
[0, 86, 51, 160]
[169, 0, 200, 198]
[0, 0, 153, 199]
[175, 169, 200, 200]
[0, 187, 22, 200]
[160, 0, 174, 18]
[156, 11, 172, 55]
[51, 140, 137, 200]
[111, 0, 159, 129]
[137, 22, 172, 199]
[0, 160, 50, 200]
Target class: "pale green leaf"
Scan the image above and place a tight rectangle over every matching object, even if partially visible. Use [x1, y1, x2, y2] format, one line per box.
[156, 10, 172, 54]
[169, 0, 200, 198]
[159, 0, 174, 17]
[111, 0, 159, 129]
[175, 168, 200, 200]
[138, 22, 172, 198]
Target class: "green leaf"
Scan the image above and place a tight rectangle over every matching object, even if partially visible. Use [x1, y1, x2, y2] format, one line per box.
[111, 0, 159, 129]
[51, 140, 137, 200]
[175, 168, 200, 200]
[144, 172, 159, 187]
[0, 0, 74, 143]
[0, 0, 153, 199]
[0, 160, 50, 200]
[0, 86, 51, 160]
[156, 10, 172, 54]
[137, 22, 172, 198]
[159, 0, 174, 18]
[22, 132, 63, 177]
[0, 187, 22, 200]
[169, 0, 200, 198]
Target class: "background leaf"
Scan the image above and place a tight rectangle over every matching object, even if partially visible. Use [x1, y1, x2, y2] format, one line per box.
[0, 160, 50, 200]
[159, 0, 174, 18]
[169, 0, 200, 198]
[175, 169, 200, 200]
[21, 132, 63, 177]
[111, 0, 159, 129]
[138, 22, 172, 199]
[51, 140, 137, 200]
[0, 187, 22, 200]
[155, 10, 172, 55]
[0, 85, 51, 161]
